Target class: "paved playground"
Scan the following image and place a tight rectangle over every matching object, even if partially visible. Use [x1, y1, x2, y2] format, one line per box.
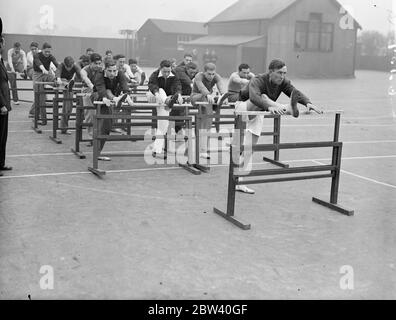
[0, 70, 395, 299]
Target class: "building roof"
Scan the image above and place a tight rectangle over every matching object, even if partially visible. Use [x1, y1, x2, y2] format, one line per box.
[208, 0, 361, 28]
[209, 0, 297, 22]
[181, 35, 265, 46]
[147, 19, 207, 35]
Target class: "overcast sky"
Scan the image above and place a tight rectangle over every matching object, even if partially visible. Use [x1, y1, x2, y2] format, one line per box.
[0, 0, 393, 38]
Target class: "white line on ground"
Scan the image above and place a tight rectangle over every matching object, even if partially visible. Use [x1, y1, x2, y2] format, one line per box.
[312, 160, 396, 189]
[55, 181, 180, 201]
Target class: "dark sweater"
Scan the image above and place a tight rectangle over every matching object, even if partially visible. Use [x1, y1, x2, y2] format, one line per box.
[175, 66, 194, 95]
[148, 69, 181, 96]
[33, 52, 59, 73]
[240, 73, 311, 110]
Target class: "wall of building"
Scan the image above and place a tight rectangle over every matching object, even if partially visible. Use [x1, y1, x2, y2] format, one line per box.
[207, 20, 269, 37]
[266, 0, 357, 78]
[183, 44, 238, 76]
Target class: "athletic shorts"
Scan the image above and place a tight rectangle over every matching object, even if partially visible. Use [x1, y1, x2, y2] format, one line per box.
[235, 100, 263, 137]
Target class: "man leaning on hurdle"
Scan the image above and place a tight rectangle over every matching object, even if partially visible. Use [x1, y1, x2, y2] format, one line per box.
[235, 58, 323, 194]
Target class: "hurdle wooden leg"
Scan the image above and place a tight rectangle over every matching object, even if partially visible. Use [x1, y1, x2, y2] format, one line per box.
[88, 116, 106, 177]
[71, 106, 86, 159]
[263, 116, 289, 168]
[213, 145, 251, 230]
[312, 114, 353, 216]
[49, 96, 62, 144]
[178, 119, 201, 175]
[32, 90, 42, 134]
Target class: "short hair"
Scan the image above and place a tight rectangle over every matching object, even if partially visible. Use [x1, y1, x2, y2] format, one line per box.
[64, 56, 75, 68]
[113, 54, 125, 60]
[160, 60, 171, 69]
[89, 53, 102, 63]
[185, 62, 197, 70]
[14, 42, 21, 48]
[104, 59, 117, 68]
[114, 53, 125, 60]
[184, 53, 193, 58]
[86, 48, 94, 53]
[30, 42, 39, 48]
[268, 59, 286, 71]
[129, 58, 138, 65]
[238, 63, 250, 71]
[204, 62, 216, 71]
[79, 55, 90, 63]
[42, 42, 52, 49]
[105, 50, 112, 55]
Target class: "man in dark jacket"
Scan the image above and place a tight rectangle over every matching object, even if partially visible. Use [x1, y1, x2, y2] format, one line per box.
[172, 62, 198, 134]
[0, 35, 12, 174]
[147, 60, 183, 156]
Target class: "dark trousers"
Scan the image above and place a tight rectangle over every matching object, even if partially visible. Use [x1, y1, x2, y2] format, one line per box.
[98, 105, 112, 152]
[169, 107, 184, 133]
[7, 72, 19, 102]
[0, 113, 8, 167]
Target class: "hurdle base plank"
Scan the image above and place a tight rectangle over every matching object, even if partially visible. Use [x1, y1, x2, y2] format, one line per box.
[213, 207, 251, 230]
[263, 156, 290, 168]
[179, 163, 201, 175]
[49, 136, 62, 144]
[312, 197, 354, 216]
[88, 167, 106, 177]
[71, 148, 86, 159]
[193, 164, 210, 173]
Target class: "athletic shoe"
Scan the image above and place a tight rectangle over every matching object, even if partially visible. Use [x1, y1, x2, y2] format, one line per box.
[199, 152, 211, 159]
[236, 185, 255, 194]
[290, 89, 300, 118]
[98, 156, 111, 161]
[14, 101, 19, 105]
[116, 93, 128, 108]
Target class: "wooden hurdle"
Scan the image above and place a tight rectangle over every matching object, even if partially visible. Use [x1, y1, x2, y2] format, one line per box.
[213, 112, 354, 230]
[32, 82, 58, 134]
[88, 101, 201, 176]
[193, 102, 288, 173]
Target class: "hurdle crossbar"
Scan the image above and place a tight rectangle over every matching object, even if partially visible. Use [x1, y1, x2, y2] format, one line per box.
[213, 112, 354, 230]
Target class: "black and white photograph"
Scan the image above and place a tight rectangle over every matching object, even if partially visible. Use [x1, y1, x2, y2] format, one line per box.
[0, 0, 395, 306]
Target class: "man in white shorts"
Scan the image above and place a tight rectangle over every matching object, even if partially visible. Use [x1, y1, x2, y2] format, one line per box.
[235, 59, 323, 194]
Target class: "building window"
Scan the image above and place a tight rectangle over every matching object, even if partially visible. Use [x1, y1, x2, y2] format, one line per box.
[177, 34, 192, 50]
[294, 13, 334, 52]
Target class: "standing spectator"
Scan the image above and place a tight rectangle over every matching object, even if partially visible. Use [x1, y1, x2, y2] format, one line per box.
[7, 42, 27, 105]
[0, 35, 12, 174]
[31, 42, 59, 124]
